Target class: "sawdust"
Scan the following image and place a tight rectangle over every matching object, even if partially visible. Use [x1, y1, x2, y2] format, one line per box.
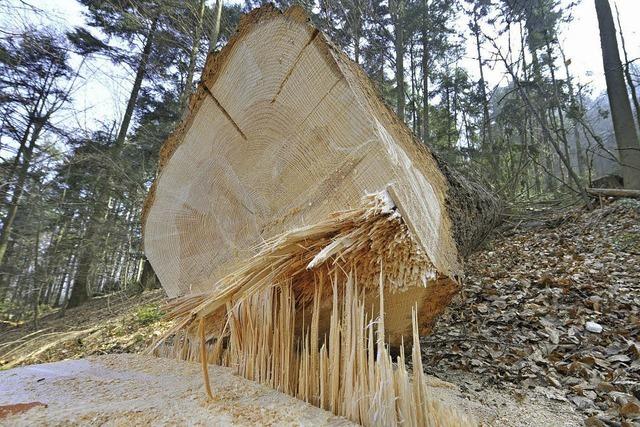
[0, 353, 585, 426]
[0, 354, 353, 426]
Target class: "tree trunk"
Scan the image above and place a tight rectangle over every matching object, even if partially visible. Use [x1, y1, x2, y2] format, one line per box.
[208, 0, 224, 54]
[614, 4, 640, 131]
[114, 16, 159, 149]
[391, 0, 405, 119]
[67, 188, 111, 308]
[473, 13, 496, 176]
[0, 118, 46, 266]
[143, 6, 500, 344]
[67, 15, 160, 307]
[595, 0, 640, 189]
[67, 241, 92, 308]
[545, 36, 575, 181]
[421, 9, 429, 143]
[140, 259, 160, 290]
[560, 46, 587, 176]
[179, 0, 207, 112]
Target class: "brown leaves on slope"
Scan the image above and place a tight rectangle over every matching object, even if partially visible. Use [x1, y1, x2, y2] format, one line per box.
[423, 199, 640, 426]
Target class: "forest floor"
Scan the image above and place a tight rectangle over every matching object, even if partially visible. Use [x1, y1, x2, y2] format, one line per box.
[1, 199, 638, 426]
[424, 198, 640, 426]
[0, 289, 172, 369]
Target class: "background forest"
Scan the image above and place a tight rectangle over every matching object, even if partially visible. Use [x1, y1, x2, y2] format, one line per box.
[1, 0, 639, 321]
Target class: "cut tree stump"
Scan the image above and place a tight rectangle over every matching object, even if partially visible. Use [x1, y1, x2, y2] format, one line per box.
[142, 5, 500, 345]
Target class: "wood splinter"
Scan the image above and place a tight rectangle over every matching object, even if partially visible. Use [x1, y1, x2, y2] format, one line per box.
[199, 318, 214, 400]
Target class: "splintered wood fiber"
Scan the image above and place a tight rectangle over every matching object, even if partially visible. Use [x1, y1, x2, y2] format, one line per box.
[149, 194, 472, 426]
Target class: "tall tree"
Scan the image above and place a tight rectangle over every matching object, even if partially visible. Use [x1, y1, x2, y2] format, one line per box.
[594, 0, 640, 189]
[614, 3, 640, 131]
[0, 30, 73, 266]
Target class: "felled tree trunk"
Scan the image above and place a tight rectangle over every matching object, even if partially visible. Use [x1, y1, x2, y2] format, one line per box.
[142, 5, 500, 346]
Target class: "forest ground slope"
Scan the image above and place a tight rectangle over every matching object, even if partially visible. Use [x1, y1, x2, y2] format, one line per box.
[424, 198, 640, 425]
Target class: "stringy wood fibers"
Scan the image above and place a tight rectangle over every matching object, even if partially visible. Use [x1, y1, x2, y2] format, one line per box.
[151, 194, 473, 426]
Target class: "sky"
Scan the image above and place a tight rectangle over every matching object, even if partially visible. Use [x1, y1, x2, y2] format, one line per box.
[2, 0, 640, 131]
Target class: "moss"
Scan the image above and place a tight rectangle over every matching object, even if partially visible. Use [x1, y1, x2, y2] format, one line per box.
[135, 305, 163, 326]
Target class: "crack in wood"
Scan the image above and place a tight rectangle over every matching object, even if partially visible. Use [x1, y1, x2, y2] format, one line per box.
[270, 29, 320, 104]
[297, 77, 342, 128]
[203, 84, 247, 141]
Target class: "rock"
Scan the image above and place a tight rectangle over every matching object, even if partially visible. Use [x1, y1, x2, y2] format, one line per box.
[586, 321, 603, 334]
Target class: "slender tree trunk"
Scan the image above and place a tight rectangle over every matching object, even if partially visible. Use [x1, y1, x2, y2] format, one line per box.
[114, 16, 159, 149]
[545, 36, 574, 179]
[530, 50, 556, 191]
[32, 219, 42, 328]
[560, 46, 587, 176]
[68, 16, 160, 307]
[179, 0, 207, 112]
[351, 3, 362, 64]
[209, 0, 224, 54]
[491, 36, 587, 199]
[410, 41, 418, 133]
[473, 12, 497, 178]
[391, 0, 405, 119]
[421, 5, 429, 143]
[67, 186, 111, 307]
[595, 0, 640, 189]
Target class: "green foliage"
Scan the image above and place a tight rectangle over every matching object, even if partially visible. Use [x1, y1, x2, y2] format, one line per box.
[135, 304, 163, 326]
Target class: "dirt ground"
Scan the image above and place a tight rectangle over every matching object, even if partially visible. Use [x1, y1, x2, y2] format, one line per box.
[1, 199, 638, 425]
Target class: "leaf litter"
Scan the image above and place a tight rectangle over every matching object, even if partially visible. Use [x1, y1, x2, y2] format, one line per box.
[423, 199, 640, 426]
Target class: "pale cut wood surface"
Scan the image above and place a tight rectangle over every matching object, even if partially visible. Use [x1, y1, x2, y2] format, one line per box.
[0, 354, 353, 426]
[143, 6, 460, 299]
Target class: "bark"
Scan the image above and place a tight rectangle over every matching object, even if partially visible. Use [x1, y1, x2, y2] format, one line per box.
[586, 187, 640, 198]
[140, 259, 160, 290]
[67, 243, 92, 308]
[595, 0, 640, 189]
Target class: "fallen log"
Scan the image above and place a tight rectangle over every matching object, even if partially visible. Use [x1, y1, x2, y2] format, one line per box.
[142, 5, 498, 425]
[586, 187, 640, 199]
[143, 5, 499, 341]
